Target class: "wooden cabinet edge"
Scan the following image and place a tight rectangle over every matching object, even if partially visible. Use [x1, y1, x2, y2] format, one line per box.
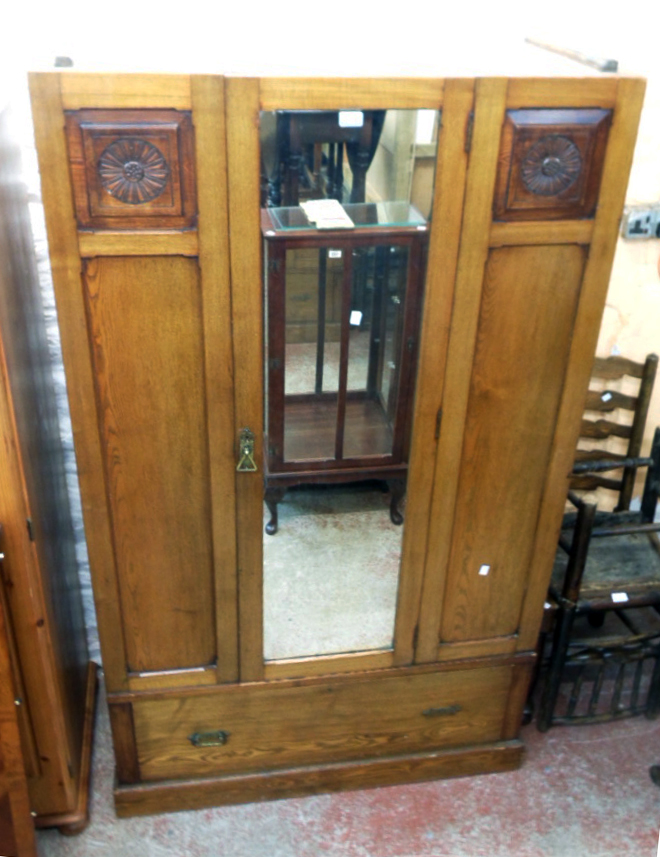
[33, 662, 98, 834]
[113, 740, 524, 817]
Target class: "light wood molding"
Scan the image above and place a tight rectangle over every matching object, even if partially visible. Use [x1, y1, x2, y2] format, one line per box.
[60, 73, 192, 109]
[489, 220, 594, 246]
[506, 77, 618, 109]
[77, 230, 199, 257]
[259, 78, 445, 110]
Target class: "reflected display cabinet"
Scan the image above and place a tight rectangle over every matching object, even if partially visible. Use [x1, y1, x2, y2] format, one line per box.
[262, 202, 427, 532]
[29, 72, 644, 816]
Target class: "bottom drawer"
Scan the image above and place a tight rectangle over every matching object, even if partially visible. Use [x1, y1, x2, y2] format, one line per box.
[131, 664, 513, 782]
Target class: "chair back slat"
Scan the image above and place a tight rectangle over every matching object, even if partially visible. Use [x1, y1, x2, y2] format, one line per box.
[574, 449, 630, 464]
[592, 355, 647, 380]
[572, 353, 658, 511]
[570, 474, 624, 493]
[584, 389, 638, 413]
[580, 418, 632, 440]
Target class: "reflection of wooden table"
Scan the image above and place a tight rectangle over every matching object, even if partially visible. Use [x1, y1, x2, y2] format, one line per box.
[264, 111, 383, 206]
[262, 204, 428, 533]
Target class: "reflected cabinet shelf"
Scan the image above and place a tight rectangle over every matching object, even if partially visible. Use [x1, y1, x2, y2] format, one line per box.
[29, 72, 644, 816]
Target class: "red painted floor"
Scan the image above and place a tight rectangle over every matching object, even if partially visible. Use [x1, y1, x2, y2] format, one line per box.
[36, 680, 660, 857]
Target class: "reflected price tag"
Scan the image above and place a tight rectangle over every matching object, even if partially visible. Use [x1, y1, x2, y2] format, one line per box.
[350, 311, 363, 326]
[339, 111, 364, 128]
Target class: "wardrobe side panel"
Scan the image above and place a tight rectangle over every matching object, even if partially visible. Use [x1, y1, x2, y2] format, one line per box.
[440, 243, 586, 642]
[83, 255, 215, 672]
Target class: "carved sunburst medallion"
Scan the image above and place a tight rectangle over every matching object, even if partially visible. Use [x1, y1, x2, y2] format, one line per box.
[98, 138, 170, 204]
[520, 135, 582, 196]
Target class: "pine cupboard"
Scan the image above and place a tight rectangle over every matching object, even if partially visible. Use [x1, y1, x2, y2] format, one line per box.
[0, 103, 96, 843]
[29, 72, 644, 816]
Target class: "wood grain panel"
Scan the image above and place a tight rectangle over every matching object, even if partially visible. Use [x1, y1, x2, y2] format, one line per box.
[133, 664, 512, 781]
[83, 256, 215, 672]
[440, 244, 586, 643]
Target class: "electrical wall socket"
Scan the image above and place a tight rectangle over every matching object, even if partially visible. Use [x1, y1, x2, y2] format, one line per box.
[622, 205, 660, 239]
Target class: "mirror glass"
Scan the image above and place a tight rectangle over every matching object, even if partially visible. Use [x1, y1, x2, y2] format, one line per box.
[261, 107, 439, 662]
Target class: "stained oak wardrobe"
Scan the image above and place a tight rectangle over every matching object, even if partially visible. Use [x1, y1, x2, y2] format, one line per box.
[30, 72, 643, 815]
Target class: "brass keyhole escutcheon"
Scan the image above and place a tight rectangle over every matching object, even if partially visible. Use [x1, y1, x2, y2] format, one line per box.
[236, 427, 258, 472]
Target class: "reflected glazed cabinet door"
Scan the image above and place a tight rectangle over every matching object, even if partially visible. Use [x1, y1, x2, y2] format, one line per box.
[30, 72, 644, 816]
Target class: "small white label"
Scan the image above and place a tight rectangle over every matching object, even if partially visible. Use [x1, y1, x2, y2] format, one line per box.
[612, 592, 629, 603]
[265, 230, 276, 237]
[350, 310, 363, 326]
[416, 225, 427, 231]
[601, 392, 613, 402]
[338, 110, 364, 128]
[328, 249, 342, 259]
[478, 564, 490, 576]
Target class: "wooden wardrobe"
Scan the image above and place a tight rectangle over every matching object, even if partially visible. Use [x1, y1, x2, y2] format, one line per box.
[29, 72, 644, 816]
[0, 103, 97, 850]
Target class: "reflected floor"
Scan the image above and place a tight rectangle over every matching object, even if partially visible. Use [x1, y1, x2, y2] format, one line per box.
[263, 483, 404, 662]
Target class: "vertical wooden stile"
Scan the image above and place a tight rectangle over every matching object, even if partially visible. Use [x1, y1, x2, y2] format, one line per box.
[191, 76, 239, 683]
[28, 73, 129, 692]
[225, 78, 265, 682]
[413, 78, 507, 664]
[394, 77, 473, 665]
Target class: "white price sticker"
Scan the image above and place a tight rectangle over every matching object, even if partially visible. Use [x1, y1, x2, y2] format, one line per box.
[611, 592, 629, 603]
[338, 111, 364, 128]
[350, 311, 363, 326]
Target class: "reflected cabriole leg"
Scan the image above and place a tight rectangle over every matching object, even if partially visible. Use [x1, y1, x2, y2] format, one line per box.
[265, 486, 286, 535]
[388, 479, 405, 526]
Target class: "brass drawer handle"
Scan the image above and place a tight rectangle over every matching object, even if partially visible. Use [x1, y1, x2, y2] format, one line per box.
[188, 730, 230, 747]
[422, 705, 462, 717]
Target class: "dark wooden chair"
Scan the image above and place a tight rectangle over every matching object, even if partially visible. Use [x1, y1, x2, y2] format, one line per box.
[536, 354, 660, 730]
[571, 353, 659, 512]
[261, 110, 387, 207]
[536, 453, 660, 730]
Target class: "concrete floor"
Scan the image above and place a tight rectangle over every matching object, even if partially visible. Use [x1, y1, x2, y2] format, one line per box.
[36, 679, 660, 857]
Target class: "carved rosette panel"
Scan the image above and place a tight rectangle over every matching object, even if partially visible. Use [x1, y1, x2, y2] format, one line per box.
[494, 109, 612, 221]
[520, 136, 582, 196]
[65, 109, 196, 229]
[98, 138, 170, 205]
